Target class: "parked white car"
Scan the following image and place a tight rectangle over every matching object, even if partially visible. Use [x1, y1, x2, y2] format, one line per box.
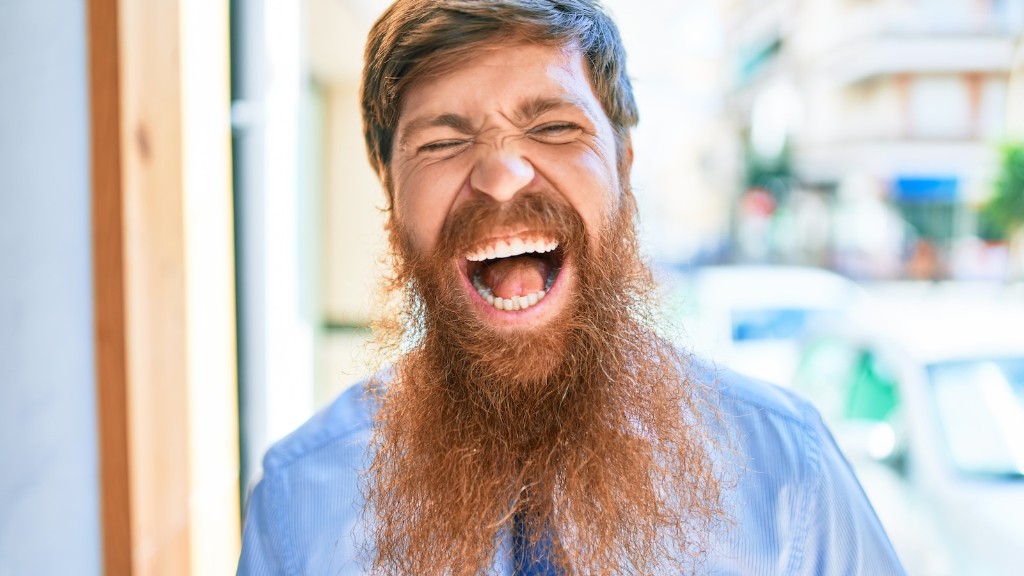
[659, 265, 866, 385]
[790, 288, 1024, 576]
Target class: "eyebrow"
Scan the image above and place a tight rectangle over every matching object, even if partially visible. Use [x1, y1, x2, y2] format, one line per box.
[398, 96, 593, 146]
[399, 113, 476, 145]
[511, 96, 589, 125]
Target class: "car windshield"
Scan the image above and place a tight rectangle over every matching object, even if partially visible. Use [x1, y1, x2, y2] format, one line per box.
[929, 358, 1024, 479]
[731, 308, 835, 342]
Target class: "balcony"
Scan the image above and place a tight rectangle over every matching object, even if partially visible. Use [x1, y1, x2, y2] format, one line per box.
[814, 35, 1017, 86]
[795, 139, 999, 189]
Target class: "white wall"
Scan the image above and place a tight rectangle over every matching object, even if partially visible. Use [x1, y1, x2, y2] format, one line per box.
[0, 1, 101, 575]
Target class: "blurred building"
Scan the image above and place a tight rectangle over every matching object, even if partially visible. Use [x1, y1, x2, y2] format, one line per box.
[721, 0, 1024, 279]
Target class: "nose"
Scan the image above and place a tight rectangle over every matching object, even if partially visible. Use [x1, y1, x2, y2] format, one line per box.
[468, 146, 535, 203]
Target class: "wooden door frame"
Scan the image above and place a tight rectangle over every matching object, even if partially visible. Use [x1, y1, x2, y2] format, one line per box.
[89, 0, 241, 573]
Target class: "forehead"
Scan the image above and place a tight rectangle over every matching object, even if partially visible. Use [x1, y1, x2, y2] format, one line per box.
[396, 42, 604, 127]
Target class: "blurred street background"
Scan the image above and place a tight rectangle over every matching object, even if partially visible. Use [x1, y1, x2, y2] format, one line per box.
[3, 0, 1023, 574]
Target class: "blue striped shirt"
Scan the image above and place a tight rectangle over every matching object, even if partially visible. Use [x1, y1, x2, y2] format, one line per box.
[237, 367, 905, 575]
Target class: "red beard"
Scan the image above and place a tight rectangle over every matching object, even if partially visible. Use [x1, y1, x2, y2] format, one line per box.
[365, 192, 725, 575]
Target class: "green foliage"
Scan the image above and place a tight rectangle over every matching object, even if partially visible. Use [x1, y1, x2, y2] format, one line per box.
[983, 142, 1024, 239]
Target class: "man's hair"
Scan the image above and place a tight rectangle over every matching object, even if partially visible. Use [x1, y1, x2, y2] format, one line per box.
[360, 0, 639, 196]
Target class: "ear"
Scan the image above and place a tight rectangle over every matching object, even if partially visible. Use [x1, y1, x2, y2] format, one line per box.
[381, 169, 396, 212]
[618, 134, 634, 180]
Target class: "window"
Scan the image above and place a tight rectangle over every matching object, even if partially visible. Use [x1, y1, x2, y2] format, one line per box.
[908, 76, 971, 139]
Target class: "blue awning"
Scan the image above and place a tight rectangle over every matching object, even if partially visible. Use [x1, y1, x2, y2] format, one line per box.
[891, 176, 959, 203]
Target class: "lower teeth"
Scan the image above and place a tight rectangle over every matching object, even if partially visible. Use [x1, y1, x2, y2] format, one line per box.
[472, 277, 546, 311]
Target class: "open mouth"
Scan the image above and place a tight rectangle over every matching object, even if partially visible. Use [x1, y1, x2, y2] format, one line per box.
[464, 235, 564, 312]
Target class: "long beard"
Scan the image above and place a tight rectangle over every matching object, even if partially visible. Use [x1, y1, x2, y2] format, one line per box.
[364, 192, 725, 575]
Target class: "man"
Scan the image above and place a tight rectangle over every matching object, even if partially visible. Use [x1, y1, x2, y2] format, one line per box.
[238, 1, 905, 574]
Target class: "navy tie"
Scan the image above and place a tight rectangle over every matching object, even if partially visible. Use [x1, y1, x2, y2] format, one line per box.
[511, 512, 560, 576]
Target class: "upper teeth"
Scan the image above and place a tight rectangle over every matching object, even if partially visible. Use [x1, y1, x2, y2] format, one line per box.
[465, 236, 558, 262]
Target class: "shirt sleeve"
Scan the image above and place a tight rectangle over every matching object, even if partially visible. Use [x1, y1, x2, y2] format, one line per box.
[791, 408, 906, 576]
[237, 474, 291, 576]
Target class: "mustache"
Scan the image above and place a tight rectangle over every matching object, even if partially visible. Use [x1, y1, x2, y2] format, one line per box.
[434, 193, 586, 259]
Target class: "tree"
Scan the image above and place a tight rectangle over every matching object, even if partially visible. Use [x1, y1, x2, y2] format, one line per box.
[983, 141, 1024, 240]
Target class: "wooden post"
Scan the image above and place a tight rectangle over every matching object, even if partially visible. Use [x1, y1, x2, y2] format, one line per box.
[89, 0, 240, 573]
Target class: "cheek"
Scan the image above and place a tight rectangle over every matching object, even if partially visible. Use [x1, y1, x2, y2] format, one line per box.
[574, 186, 619, 242]
[539, 147, 623, 229]
[394, 194, 443, 255]
[392, 160, 471, 254]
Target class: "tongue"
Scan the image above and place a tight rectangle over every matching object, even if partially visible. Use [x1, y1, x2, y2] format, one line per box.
[481, 255, 549, 300]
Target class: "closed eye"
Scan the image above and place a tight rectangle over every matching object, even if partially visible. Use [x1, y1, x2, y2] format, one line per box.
[419, 139, 469, 153]
[528, 122, 582, 143]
